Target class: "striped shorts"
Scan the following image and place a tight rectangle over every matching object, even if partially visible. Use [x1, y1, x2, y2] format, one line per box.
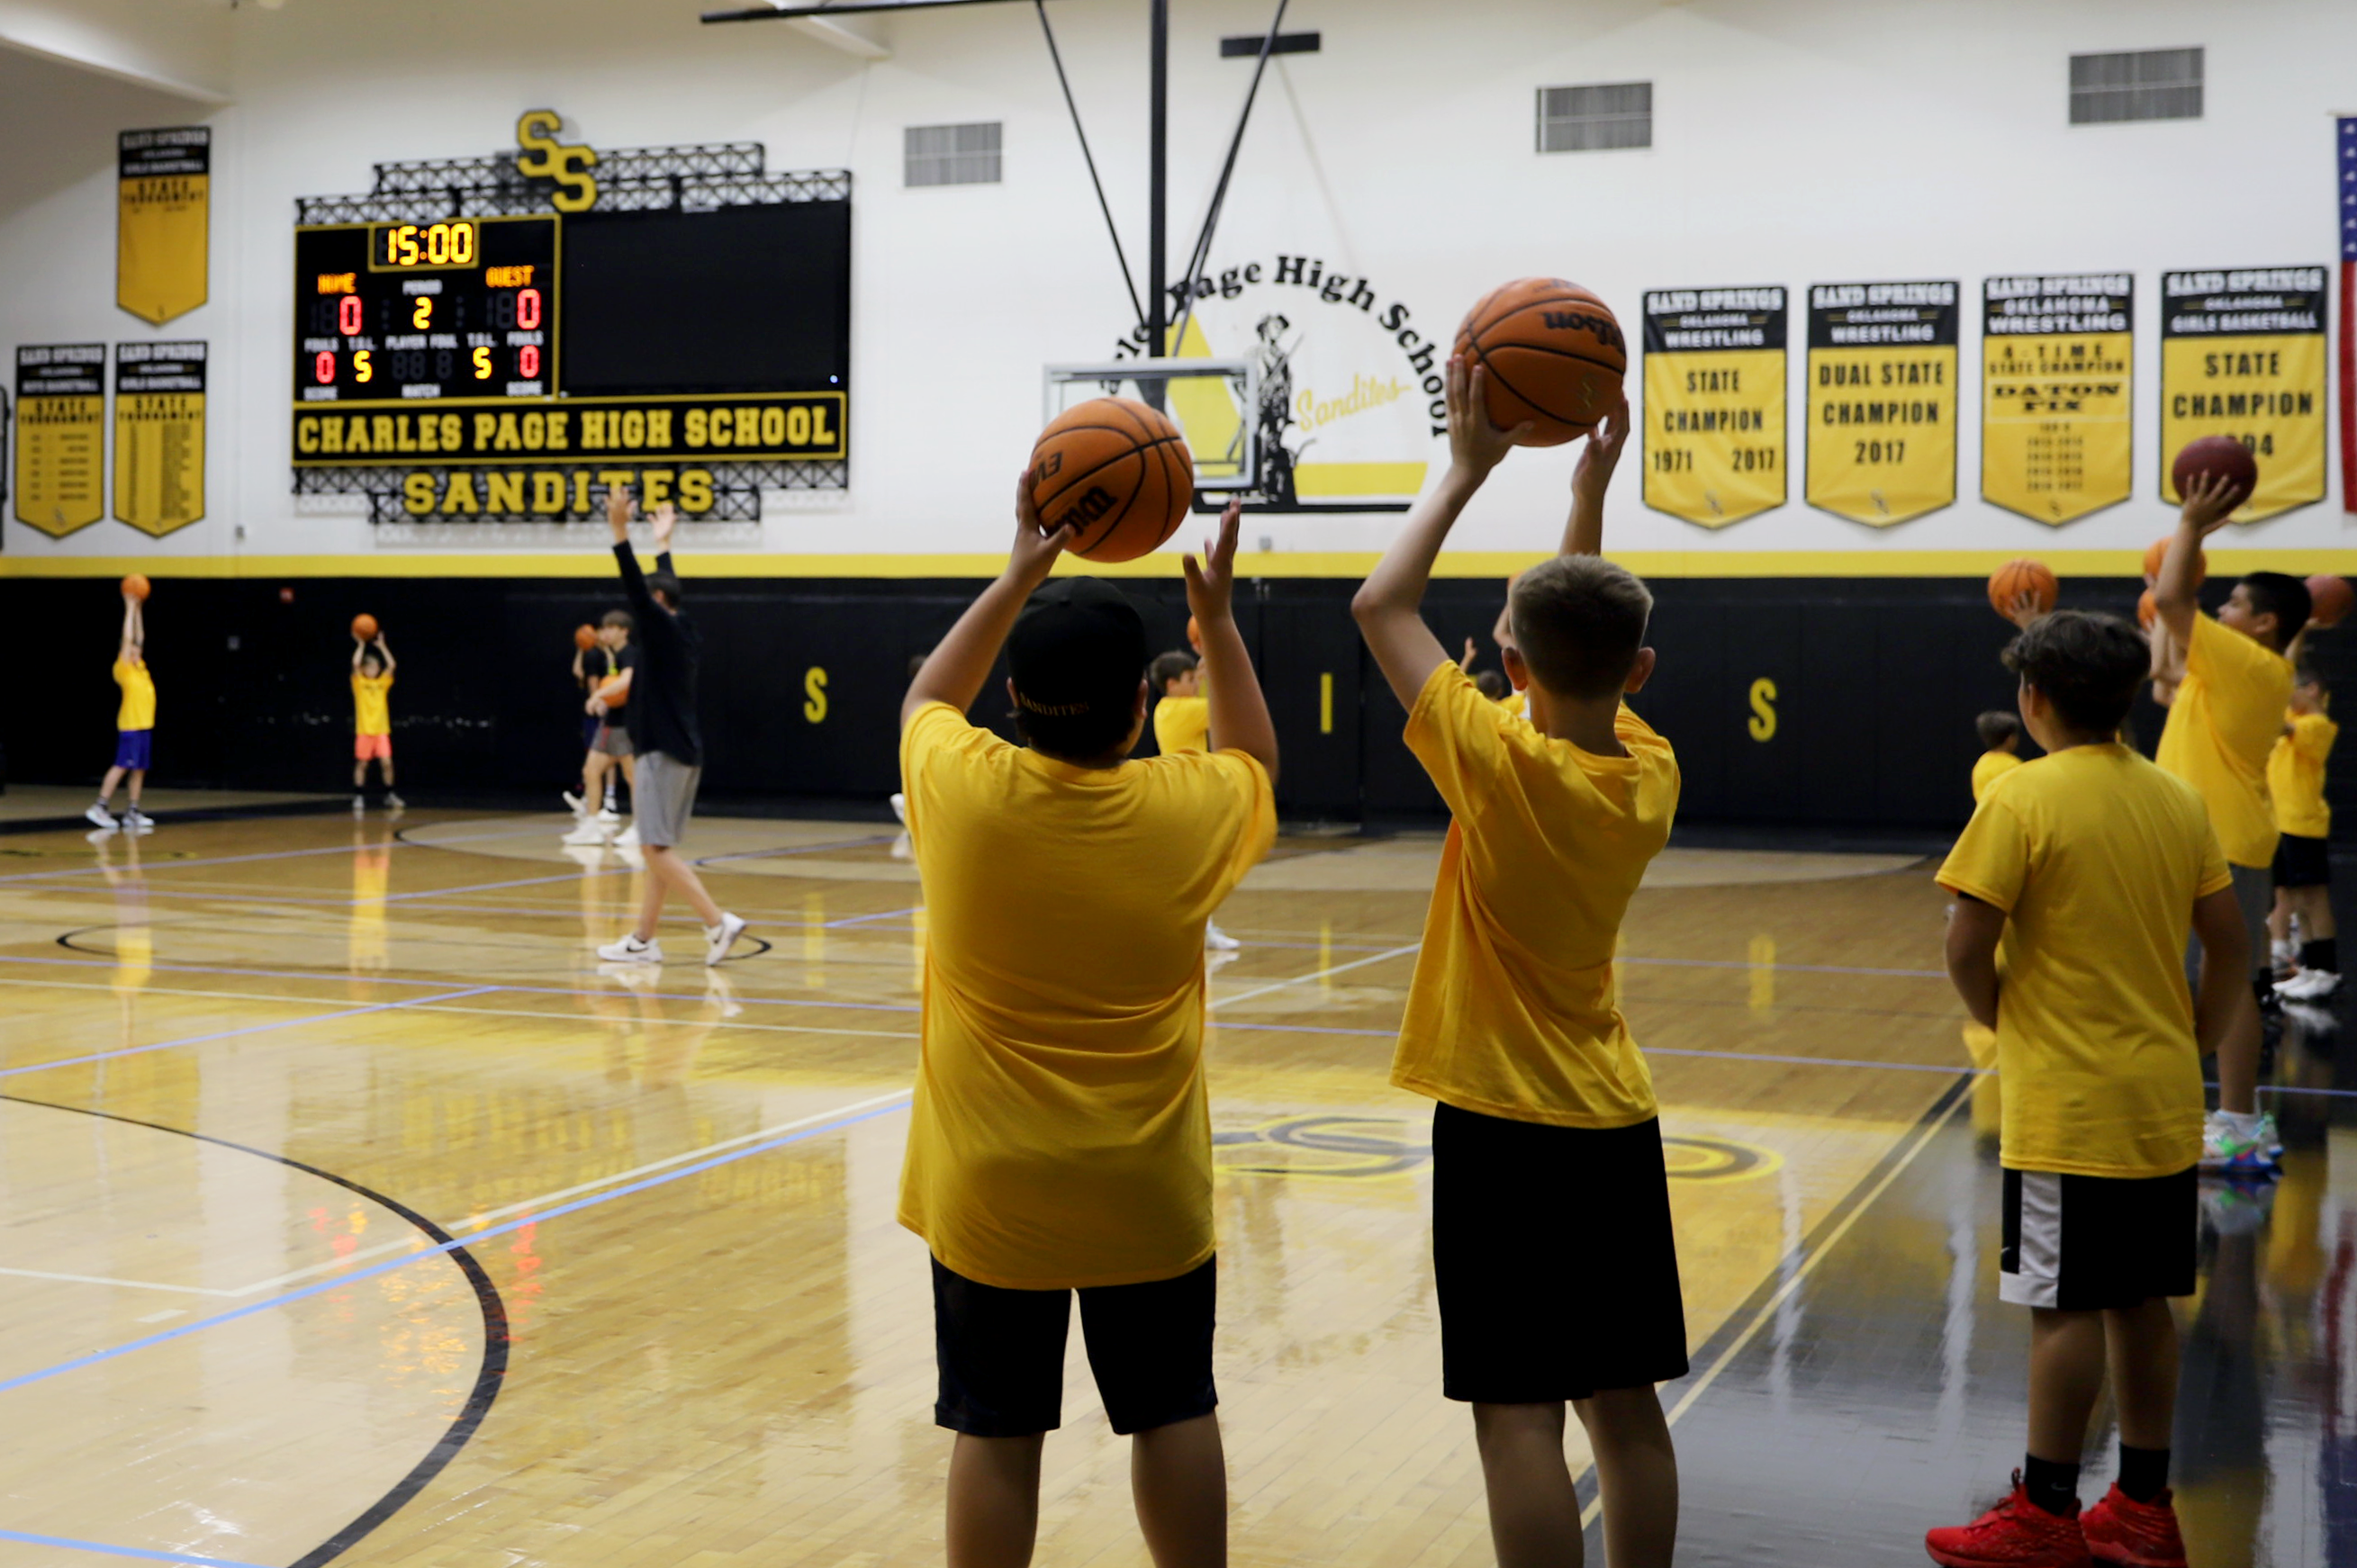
[1999, 1166, 2196, 1311]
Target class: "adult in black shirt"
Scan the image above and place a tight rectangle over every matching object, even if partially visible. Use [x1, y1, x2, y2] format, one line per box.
[596, 491, 746, 967]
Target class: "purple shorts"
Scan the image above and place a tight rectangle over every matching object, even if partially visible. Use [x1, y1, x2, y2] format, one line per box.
[114, 729, 152, 770]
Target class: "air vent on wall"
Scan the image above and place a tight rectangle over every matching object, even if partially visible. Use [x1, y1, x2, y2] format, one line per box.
[1537, 82, 1652, 154]
[2069, 48, 2202, 124]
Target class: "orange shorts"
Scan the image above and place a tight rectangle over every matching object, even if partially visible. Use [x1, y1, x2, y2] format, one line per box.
[355, 733, 393, 761]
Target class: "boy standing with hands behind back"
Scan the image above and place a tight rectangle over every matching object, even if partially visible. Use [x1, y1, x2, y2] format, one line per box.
[1354, 362, 1684, 1568]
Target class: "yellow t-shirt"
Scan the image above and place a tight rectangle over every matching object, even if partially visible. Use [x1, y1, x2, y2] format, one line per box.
[2268, 709, 2337, 840]
[1971, 749, 2024, 804]
[1153, 693, 1210, 754]
[113, 656, 155, 731]
[2155, 613, 2294, 867]
[1937, 743, 2230, 1178]
[1500, 689, 1528, 719]
[351, 671, 394, 736]
[1391, 663, 1678, 1127]
[895, 701, 1276, 1290]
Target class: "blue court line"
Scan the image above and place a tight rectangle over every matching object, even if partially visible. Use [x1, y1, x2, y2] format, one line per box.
[691, 834, 899, 867]
[0, 822, 555, 887]
[825, 904, 924, 928]
[0, 1095, 910, 1397]
[0, 1528, 269, 1568]
[0, 987, 499, 1081]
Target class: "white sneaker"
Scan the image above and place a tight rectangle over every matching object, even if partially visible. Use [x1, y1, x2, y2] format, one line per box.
[563, 790, 587, 816]
[2200, 1109, 2280, 1175]
[890, 791, 908, 825]
[85, 803, 118, 829]
[705, 911, 747, 966]
[2271, 937, 2299, 971]
[384, 792, 405, 810]
[124, 809, 154, 832]
[2254, 1110, 2284, 1160]
[615, 824, 640, 849]
[561, 818, 610, 846]
[353, 794, 366, 813]
[1205, 921, 1242, 951]
[597, 933, 663, 964]
[2280, 969, 2342, 1001]
[597, 806, 621, 825]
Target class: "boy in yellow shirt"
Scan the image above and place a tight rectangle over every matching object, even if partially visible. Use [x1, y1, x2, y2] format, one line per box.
[897, 486, 1277, 1568]
[1355, 363, 1681, 1568]
[2268, 667, 2337, 1000]
[89, 590, 156, 833]
[1931, 609, 2244, 1568]
[350, 629, 402, 812]
[1973, 711, 2025, 803]
[1150, 649, 1208, 754]
[2151, 471, 2304, 1176]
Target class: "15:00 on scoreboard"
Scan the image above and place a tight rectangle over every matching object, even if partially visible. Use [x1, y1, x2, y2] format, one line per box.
[293, 215, 556, 403]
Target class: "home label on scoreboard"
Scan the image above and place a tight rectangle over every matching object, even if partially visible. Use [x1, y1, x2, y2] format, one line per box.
[296, 216, 556, 401]
[1640, 286, 1787, 529]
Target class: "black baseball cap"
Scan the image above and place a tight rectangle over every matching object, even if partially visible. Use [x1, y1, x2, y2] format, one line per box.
[1006, 578, 1149, 720]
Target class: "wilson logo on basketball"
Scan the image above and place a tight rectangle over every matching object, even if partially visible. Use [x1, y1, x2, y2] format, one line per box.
[1050, 485, 1118, 531]
[1541, 311, 1627, 352]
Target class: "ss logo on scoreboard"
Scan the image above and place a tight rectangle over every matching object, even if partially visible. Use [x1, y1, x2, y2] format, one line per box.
[515, 110, 599, 213]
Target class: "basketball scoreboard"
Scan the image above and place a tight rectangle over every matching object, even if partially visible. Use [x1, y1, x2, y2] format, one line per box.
[298, 218, 555, 401]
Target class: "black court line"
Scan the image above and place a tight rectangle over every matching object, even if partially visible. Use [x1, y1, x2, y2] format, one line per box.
[0, 1094, 510, 1568]
[1573, 1071, 1976, 1529]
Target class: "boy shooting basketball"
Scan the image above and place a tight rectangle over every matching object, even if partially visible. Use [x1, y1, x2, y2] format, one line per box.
[351, 631, 402, 811]
[88, 591, 155, 832]
[2152, 473, 2305, 1176]
[897, 486, 1276, 1568]
[566, 610, 639, 848]
[1931, 610, 2246, 1568]
[594, 490, 747, 967]
[1354, 361, 1683, 1568]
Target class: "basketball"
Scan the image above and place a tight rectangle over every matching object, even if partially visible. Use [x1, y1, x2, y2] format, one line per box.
[1186, 615, 1201, 653]
[122, 573, 149, 601]
[2172, 435, 2258, 501]
[352, 613, 380, 641]
[2141, 537, 2205, 586]
[574, 624, 599, 652]
[1987, 559, 2058, 620]
[1025, 397, 1196, 563]
[1454, 277, 1628, 446]
[2307, 573, 2353, 628]
[2136, 589, 2157, 629]
[596, 675, 628, 709]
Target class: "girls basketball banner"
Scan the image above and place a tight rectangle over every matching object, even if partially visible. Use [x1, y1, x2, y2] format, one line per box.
[1804, 281, 1957, 527]
[117, 128, 210, 326]
[113, 341, 206, 537]
[1639, 286, 1787, 529]
[13, 345, 106, 538]
[2160, 266, 2326, 521]
[1980, 274, 2134, 526]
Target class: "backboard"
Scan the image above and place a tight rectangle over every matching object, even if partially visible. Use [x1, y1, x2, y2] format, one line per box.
[1043, 356, 1259, 493]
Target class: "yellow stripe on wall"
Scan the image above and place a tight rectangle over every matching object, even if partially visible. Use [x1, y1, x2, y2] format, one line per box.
[5, 548, 2354, 581]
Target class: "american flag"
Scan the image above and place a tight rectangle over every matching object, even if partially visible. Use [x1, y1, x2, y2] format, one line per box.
[2341, 117, 2357, 510]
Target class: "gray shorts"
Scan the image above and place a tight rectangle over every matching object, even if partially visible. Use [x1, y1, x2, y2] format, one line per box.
[2190, 861, 2275, 982]
[633, 749, 701, 848]
[592, 723, 634, 759]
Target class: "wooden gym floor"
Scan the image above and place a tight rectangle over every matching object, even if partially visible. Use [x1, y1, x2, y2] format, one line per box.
[0, 811, 2348, 1567]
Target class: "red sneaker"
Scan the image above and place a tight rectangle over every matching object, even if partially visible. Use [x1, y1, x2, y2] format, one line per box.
[2080, 1484, 2187, 1568]
[1926, 1473, 2091, 1568]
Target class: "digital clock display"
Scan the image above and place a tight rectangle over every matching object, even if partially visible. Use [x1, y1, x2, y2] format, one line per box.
[294, 215, 557, 402]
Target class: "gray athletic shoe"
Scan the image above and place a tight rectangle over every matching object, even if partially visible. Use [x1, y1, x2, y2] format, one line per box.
[85, 803, 118, 829]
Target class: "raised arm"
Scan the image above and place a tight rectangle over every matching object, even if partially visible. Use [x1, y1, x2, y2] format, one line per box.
[119, 596, 140, 662]
[608, 486, 658, 618]
[651, 501, 676, 576]
[902, 475, 1073, 727]
[1559, 392, 1630, 558]
[352, 635, 367, 671]
[2155, 471, 2248, 645]
[1187, 499, 1278, 781]
[375, 635, 394, 675]
[1351, 357, 1527, 710]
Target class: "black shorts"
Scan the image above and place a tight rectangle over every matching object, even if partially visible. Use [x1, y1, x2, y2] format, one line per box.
[1432, 1103, 1689, 1403]
[2274, 832, 2331, 890]
[2000, 1166, 2196, 1310]
[931, 1255, 1218, 1437]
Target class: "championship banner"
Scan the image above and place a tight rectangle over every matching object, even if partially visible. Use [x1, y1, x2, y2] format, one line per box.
[2337, 119, 2355, 513]
[1805, 281, 1957, 526]
[2161, 266, 2326, 520]
[1640, 286, 1787, 528]
[113, 341, 206, 537]
[1981, 274, 2134, 526]
[14, 345, 106, 537]
[117, 128, 210, 326]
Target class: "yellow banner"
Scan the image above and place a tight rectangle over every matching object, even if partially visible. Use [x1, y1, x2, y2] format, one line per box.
[113, 342, 206, 537]
[1805, 282, 1958, 527]
[14, 346, 106, 537]
[1981, 274, 2134, 526]
[2159, 267, 2326, 522]
[117, 128, 210, 326]
[1640, 287, 1787, 528]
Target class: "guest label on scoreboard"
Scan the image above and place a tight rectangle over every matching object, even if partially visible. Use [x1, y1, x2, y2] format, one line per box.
[1981, 275, 2133, 527]
[2160, 266, 2326, 521]
[1640, 286, 1786, 529]
[14, 345, 106, 538]
[118, 128, 210, 326]
[113, 341, 206, 537]
[1804, 281, 1957, 527]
